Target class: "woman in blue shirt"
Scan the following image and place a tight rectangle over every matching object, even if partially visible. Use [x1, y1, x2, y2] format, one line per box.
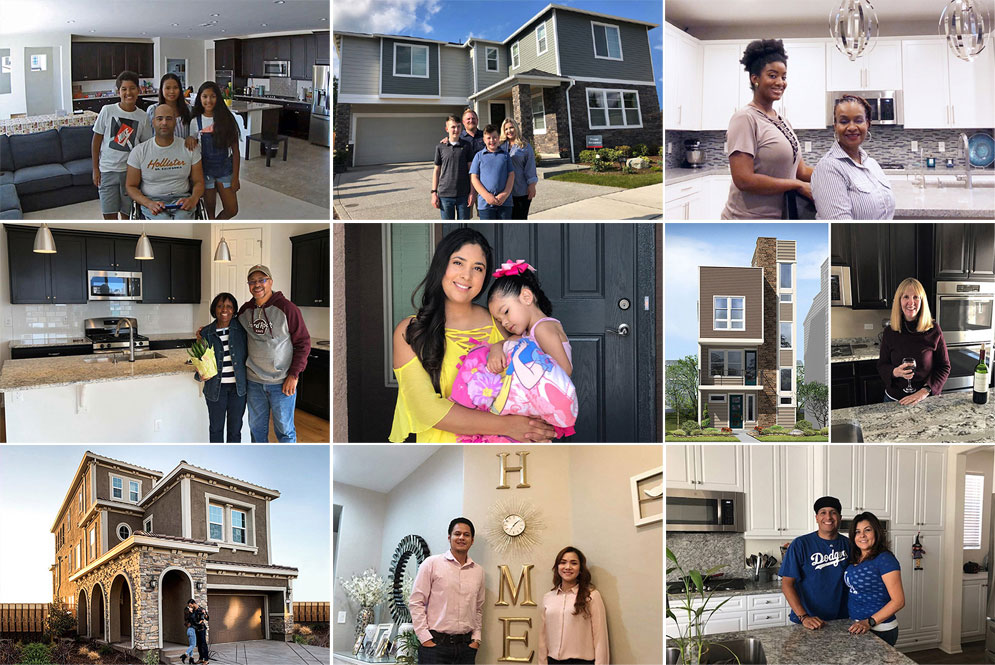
[844, 512, 905, 646]
[500, 118, 538, 219]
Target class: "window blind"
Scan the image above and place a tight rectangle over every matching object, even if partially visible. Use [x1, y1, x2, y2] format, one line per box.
[964, 473, 984, 550]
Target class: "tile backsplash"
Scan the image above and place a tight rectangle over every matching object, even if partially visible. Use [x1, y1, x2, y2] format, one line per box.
[666, 532, 748, 581]
[8, 302, 196, 342]
[666, 126, 995, 170]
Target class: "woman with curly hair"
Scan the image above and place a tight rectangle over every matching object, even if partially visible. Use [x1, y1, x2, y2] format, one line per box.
[722, 39, 814, 219]
[538, 547, 609, 665]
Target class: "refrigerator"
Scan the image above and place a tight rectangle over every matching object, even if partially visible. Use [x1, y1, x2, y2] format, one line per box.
[986, 493, 995, 661]
[309, 64, 330, 147]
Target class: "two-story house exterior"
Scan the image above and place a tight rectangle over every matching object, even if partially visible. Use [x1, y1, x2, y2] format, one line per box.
[335, 3, 661, 166]
[697, 238, 798, 429]
[51, 452, 297, 662]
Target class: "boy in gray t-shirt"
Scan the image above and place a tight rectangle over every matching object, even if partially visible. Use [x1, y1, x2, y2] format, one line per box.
[126, 106, 204, 219]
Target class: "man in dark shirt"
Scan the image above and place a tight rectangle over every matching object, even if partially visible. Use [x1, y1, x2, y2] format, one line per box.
[187, 599, 211, 664]
[432, 115, 475, 219]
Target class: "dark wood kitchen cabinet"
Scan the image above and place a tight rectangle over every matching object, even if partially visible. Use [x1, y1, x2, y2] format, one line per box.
[297, 348, 329, 419]
[86, 236, 140, 272]
[72, 42, 152, 81]
[241, 39, 264, 77]
[291, 35, 309, 79]
[290, 229, 329, 307]
[830, 224, 851, 265]
[5, 228, 87, 304]
[141, 239, 201, 303]
[276, 36, 292, 61]
[936, 223, 995, 281]
[849, 225, 889, 309]
[887, 228, 919, 304]
[263, 38, 279, 61]
[279, 105, 311, 139]
[831, 362, 855, 409]
[124, 43, 154, 77]
[315, 31, 330, 64]
[831, 360, 884, 408]
[215, 39, 243, 73]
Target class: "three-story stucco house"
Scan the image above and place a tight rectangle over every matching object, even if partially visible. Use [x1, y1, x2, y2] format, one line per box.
[334, 3, 661, 166]
[697, 237, 798, 429]
[51, 452, 297, 661]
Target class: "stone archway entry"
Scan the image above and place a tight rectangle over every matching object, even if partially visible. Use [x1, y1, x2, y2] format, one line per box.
[160, 569, 193, 646]
[109, 574, 133, 646]
[77, 589, 88, 637]
[90, 584, 105, 641]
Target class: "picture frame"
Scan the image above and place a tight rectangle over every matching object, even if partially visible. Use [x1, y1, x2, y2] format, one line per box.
[362, 623, 378, 654]
[630, 465, 663, 526]
[371, 622, 392, 657]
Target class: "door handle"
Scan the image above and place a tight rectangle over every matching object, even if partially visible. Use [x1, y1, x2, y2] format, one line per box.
[606, 323, 630, 337]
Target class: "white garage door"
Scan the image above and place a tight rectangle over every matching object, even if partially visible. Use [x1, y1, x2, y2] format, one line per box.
[354, 115, 451, 166]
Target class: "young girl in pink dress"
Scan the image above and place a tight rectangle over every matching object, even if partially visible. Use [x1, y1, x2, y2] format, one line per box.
[450, 260, 578, 441]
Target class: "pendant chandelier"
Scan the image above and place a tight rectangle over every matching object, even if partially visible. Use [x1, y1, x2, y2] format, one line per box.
[830, 0, 879, 61]
[939, 0, 990, 62]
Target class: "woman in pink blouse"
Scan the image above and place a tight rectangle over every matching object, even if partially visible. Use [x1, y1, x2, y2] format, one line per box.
[537, 547, 609, 665]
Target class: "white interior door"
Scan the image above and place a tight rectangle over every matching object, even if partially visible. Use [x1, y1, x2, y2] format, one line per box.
[24, 47, 55, 115]
[213, 227, 263, 305]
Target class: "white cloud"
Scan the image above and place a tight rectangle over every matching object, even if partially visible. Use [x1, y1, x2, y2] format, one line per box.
[796, 245, 829, 281]
[654, 44, 663, 51]
[334, 0, 442, 36]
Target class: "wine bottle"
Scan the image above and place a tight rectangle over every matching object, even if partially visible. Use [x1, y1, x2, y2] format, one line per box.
[975, 343, 989, 405]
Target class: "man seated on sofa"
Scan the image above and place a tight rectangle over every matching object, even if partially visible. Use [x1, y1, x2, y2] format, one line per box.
[125, 106, 204, 219]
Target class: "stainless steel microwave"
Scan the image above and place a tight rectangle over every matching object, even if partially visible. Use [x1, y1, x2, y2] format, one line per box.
[263, 60, 290, 77]
[666, 489, 745, 532]
[826, 90, 903, 126]
[87, 270, 142, 301]
[830, 265, 852, 307]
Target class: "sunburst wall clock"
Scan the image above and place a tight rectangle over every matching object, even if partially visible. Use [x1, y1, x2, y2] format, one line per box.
[487, 498, 545, 555]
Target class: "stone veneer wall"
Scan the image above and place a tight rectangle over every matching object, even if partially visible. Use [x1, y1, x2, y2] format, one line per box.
[568, 83, 662, 159]
[511, 83, 534, 146]
[752, 238, 779, 428]
[532, 85, 567, 157]
[333, 102, 352, 157]
[270, 611, 294, 641]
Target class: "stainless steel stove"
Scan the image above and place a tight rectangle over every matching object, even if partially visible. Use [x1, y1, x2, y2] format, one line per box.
[84, 317, 150, 353]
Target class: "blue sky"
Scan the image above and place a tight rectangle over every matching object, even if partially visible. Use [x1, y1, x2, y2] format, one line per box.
[0, 445, 329, 601]
[665, 223, 830, 366]
[332, 0, 664, 106]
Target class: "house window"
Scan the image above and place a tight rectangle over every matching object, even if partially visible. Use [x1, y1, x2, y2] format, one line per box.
[780, 293, 793, 302]
[393, 43, 428, 78]
[117, 523, 131, 541]
[144, 516, 153, 533]
[112, 477, 123, 500]
[536, 23, 548, 55]
[209, 504, 224, 540]
[532, 92, 546, 133]
[591, 22, 622, 60]
[708, 394, 727, 403]
[232, 509, 247, 544]
[780, 368, 792, 392]
[586, 89, 642, 129]
[780, 396, 793, 404]
[129, 480, 140, 503]
[746, 394, 756, 421]
[384, 225, 437, 388]
[780, 263, 793, 289]
[713, 296, 745, 330]
[74, 544, 80, 570]
[485, 46, 498, 72]
[965, 473, 985, 549]
[88, 527, 95, 561]
[709, 349, 743, 377]
[78, 488, 83, 514]
[780, 322, 792, 349]
[511, 42, 520, 69]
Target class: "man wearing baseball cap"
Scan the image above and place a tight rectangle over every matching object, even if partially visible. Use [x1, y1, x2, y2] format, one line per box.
[237, 264, 311, 442]
[778, 496, 850, 630]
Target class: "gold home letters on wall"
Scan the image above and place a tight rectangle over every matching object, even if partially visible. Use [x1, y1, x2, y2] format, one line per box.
[497, 451, 531, 489]
[495, 564, 536, 607]
[498, 617, 534, 663]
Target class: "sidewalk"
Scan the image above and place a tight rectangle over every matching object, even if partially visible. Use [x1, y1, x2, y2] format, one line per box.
[530, 183, 663, 219]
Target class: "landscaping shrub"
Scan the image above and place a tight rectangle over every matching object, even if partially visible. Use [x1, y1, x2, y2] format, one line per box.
[45, 602, 76, 640]
[681, 420, 701, 431]
[649, 143, 661, 156]
[702, 427, 721, 435]
[721, 427, 733, 433]
[616, 145, 632, 158]
[632, 143, 649, 157]
[803, 428, 816, 436]
[820, 427, 829, 435]
[578, 149, 597, 163]
[293, 634, 308, 645]
[701, 418, 711, 428]
[20, 642, 51, 665]
[0, 640, 20, 665]
[670, 429, 687, 437]
[99, 643, 114, 656]
[767, 425, 787, 433]
[142, 649, 160, 665]
[794, 420, 812, 430]
[49, 641, 73, 665]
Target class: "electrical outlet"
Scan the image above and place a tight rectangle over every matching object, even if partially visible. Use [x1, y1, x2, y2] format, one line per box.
[154, 419, 162, 432]
[337, 611, 347, 624]
[938, 141, 945, 152]
[911, 140, 918, 152]
[804, 141, 812, 153]
[864, 323, 874, 329]
[2, 315, 11, 327]
[667, 142, 672, 154]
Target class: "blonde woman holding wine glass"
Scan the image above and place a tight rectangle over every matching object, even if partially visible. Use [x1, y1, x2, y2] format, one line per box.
[877, 278, 950, 404]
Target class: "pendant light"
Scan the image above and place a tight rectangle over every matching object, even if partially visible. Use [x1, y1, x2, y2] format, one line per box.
[213, 223, 232, 262]
[940, 0, 990, 62]
[135, 221, 154, 260]
[829, 0, 879, 61]
[33, 223, 56, 253]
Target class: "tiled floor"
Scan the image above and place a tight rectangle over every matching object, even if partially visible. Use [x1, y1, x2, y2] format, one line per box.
[241, 136, 330, 209]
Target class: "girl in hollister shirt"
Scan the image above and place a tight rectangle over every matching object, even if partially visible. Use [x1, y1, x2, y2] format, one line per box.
[538, 547, 609, 665]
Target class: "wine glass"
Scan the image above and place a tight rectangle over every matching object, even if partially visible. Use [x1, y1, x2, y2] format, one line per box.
[902, 357, 917, 394]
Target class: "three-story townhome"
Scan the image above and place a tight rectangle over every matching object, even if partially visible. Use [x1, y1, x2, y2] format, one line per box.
[697, 238, 798, 429]
[335, 3, 660, 166]
[51, 451, 298, 662]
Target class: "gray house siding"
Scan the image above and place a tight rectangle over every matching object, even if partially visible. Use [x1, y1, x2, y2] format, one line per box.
[556, 10, 655, 81]
[476, 43, 506, 91]
[381, 37, 440, 96]
[509, 11, 557, 77]
[440, 46, 472, 99]
[338, 36, 380, 96]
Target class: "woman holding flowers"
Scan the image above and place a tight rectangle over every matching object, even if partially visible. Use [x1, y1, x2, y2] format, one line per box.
[195, 292, 248, 442]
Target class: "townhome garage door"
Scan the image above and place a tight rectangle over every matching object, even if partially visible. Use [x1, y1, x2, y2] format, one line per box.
[353, 115, 449, 166]
[207, 594, 265, 643]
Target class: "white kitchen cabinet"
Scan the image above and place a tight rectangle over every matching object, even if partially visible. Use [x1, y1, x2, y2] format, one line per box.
[903, 38, 995, 129]
[745, 445, 817, 538]
[826, 40, 903, 91]
[665, 24, 702, 130]
[962, 575, 988, 640]
[665, 180, 704, 220]
[701, 43, 746, 130]
[823, 445, 891, 518]
[773, 42, 826, 129]
[705, 175, 732, 220]
[892, 446, 946, 531]
[948, 44, 995, 128]
[892, 531, 943, 651]
[668, 593, 789, 638]
[666, 444, 743, 491]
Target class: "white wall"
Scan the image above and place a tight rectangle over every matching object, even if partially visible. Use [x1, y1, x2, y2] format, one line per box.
[964, 449, 994, 565]
[0, 31, 73, 118]
[154, 37, 208, 92]
[261, 222, 330, 340]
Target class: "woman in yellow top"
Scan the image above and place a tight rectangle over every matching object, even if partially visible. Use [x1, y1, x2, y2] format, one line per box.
[390, 228, 557, 443]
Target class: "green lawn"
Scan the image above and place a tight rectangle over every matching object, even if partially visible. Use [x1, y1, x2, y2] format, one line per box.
[753, 435, 829, 442]
[665, 435, 740, 442]
[548, 170, 663, 188]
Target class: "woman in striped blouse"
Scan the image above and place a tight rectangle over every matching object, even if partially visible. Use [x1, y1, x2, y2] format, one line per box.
[196, 292, 249, 442]
[812, 95, 895, 219]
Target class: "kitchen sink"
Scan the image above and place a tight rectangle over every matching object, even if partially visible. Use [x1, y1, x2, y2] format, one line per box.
[831, 422, 864, 443]
[83, 352, 167, 364]
[666, 638, 767, 664]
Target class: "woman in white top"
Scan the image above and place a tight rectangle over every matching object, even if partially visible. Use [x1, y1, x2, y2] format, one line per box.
[812, 95, 895, 219]
[537, 547, 609, 665]
[146, 73, 191, 139]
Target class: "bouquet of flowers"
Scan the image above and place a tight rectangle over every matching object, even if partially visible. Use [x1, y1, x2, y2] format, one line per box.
[339, 568, 390, 608]
[188, 339, 218, 380]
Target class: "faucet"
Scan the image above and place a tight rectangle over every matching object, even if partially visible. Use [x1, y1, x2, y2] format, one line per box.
[114, 318, 135, 362]
[959, 132, 973, 190]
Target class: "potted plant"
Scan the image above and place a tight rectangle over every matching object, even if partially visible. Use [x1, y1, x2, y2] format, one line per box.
[395, 629, 421, 664]
[666, 548, 741, 664]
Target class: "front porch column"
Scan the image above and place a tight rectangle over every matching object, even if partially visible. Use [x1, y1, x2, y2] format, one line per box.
[511, 83, 533, 145]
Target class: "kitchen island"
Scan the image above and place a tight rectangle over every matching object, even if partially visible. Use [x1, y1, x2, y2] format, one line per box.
[668, 620, 915, 665]
[0, 348, 245, 442]
[832, 388, 995, 443]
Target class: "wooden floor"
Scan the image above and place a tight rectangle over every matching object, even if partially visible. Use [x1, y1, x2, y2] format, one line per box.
[266, 408, 330, 443]
[907, 640, 987, 664]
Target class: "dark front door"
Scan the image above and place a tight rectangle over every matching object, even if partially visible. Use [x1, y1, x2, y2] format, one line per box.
[490, 102, 507, 128]
[745, 351, 757, 386]
[730, 394, 743, 429]
[445, 223, 656, 442]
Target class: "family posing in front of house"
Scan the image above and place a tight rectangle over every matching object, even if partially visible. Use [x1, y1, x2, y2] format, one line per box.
[779, 496, 905, 647]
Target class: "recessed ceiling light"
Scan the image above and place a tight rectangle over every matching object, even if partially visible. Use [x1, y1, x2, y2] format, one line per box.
[89, 29, 95, 33]
[211, 13, 220, 17]
[66, 19, 75, 23]
[261, 23, 267, 27]
[320, 17, 326, 21]
[141, 32, 147, 35]
[220, 29, 226, 33]
[172, 23, 179, 26]
[274, 1, 285, 4]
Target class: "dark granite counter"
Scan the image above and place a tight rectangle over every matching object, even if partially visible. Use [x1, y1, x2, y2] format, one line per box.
[9, 336, 91, 350]
[832, 388, 995, 443]
[831, 337, 881, 364]
[667, 579, 782, 600]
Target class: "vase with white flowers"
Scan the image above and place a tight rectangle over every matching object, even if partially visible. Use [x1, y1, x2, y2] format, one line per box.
[339, 568, 390, 645]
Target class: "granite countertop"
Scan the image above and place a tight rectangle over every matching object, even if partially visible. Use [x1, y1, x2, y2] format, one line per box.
[833, 388, 995, 443]
[229, 100, 283, 113]
[831, 337, 881, 363]
[891, 176, 995, 218]
[667, 579, 782, 600]
[146, 332, 197, 341]
[665, 166, 730, 185]
[234, 94, 311, 106]
[668, 620, 916, 664]
[76, 90, 158, 100]
[312, 339, 330, 350]
[9, 336, 92, 350]
[0, 348, 197, 392]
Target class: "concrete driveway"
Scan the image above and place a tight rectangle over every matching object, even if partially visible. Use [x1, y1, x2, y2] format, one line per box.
[333, 161, 662, 220]
[203, 640, 330, 664]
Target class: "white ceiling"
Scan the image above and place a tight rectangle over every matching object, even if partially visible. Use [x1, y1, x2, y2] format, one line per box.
[333, 446, 442, 493]
[0, 0, 328, 39]
[666, 0, 992, 30]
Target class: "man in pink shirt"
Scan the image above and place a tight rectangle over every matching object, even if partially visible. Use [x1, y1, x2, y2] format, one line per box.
[408, 517, 485, 664]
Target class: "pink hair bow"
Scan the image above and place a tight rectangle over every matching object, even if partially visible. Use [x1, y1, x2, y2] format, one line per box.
[493, 259, 535, 278]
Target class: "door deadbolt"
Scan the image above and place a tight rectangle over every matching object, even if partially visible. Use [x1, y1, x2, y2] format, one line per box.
[606, 323, 630, 337]
[618, 298, 631, 310]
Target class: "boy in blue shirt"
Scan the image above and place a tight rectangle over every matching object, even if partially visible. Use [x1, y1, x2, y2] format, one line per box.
[469, 124, 514, 220]
[779, 496, 850, 630]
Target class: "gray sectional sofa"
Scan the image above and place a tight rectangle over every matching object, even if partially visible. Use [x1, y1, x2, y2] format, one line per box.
[0, 126, 99, 218]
